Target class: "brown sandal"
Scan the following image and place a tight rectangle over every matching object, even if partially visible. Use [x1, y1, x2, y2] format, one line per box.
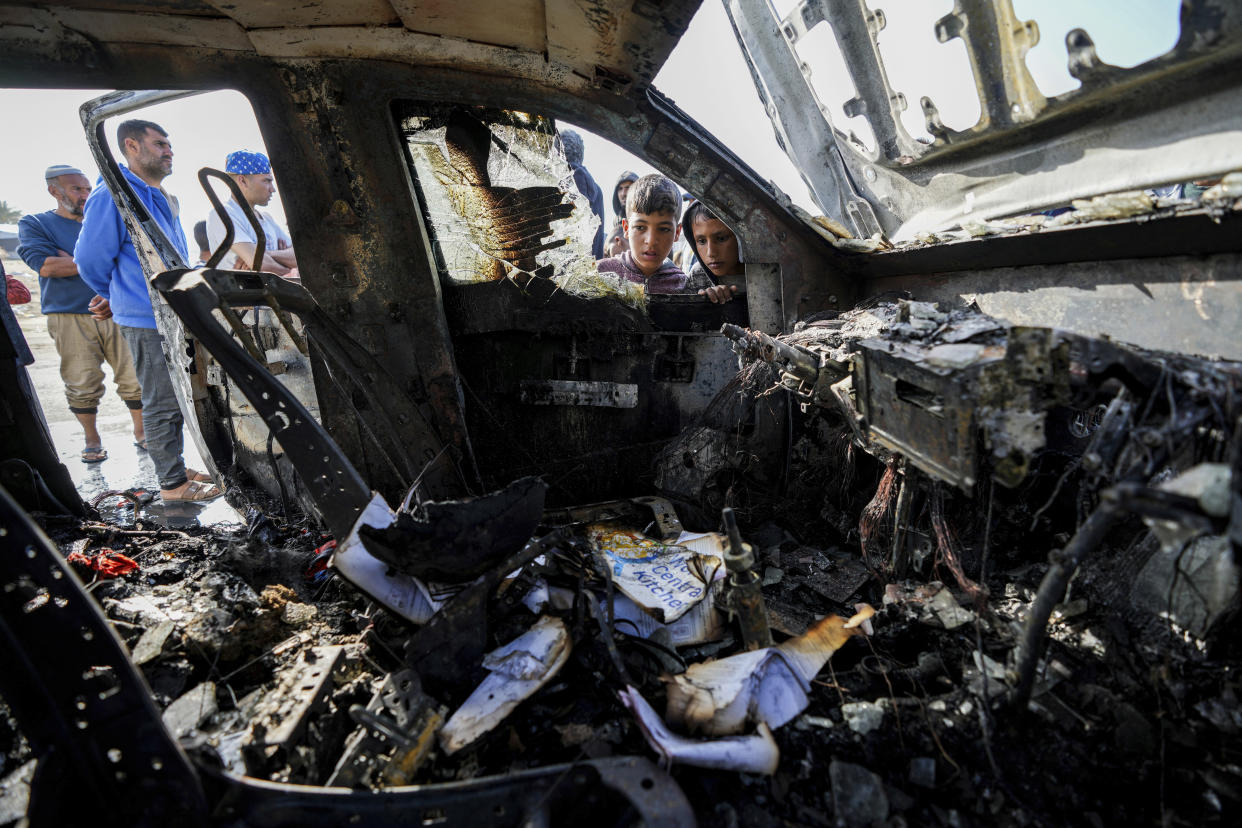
[187, 469, 213, 483]
[162, 480, 223, 502]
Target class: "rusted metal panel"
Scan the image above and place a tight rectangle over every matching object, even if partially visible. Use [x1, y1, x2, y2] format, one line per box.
[12, 6, 252, 49]
[258, 64, 481, 501]
[253, 646, 347, 748]
[247, 26, 566, 84]
[441, 277, 742, 505]
[19, 0, 701, 91]
[203, 0, 399, 29]
[727, 0, 1242, 237]
[854, 340, 980, 490]
[867, 250, 1242, 360]
[388, 0, 547, 52]
[519, 380, 639, 408]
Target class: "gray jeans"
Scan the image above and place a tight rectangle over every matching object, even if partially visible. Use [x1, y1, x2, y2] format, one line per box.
[119, 325, 187, 490]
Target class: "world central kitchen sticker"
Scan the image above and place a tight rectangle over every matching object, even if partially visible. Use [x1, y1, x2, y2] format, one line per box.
[587, 523, 725, 623]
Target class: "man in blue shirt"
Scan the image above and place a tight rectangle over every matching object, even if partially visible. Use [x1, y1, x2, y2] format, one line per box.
[75, 119, 221, 502]
[18, 164, 145, 463]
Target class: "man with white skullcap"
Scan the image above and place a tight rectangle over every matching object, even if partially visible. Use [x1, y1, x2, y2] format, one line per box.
[18, 163, 145, 463]
[204, 150, 297, 277]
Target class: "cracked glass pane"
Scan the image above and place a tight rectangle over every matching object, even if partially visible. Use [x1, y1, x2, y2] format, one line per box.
[398, 104, 641, 307]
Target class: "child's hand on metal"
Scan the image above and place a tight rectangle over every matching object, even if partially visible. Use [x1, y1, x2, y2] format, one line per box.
[699, 284, 738, 304]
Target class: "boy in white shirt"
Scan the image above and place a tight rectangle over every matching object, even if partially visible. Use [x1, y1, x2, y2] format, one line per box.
[205, 150, 298, 278]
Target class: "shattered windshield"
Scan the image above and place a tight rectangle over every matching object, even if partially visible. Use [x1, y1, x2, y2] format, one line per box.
[398, 104, 642, 307]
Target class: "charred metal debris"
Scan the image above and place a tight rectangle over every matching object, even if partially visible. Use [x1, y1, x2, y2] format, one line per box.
[3, 0, 1241, 823]
[728, 0, 1242, 240]
[4, 287, 1242, 826]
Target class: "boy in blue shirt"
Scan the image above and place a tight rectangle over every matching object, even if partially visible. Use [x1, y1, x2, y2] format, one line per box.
[18, 164, 144, 462]
[75, 120, 221, 501]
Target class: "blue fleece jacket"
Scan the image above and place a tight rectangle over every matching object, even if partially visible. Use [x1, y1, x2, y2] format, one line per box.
[75, 165, 188, 329]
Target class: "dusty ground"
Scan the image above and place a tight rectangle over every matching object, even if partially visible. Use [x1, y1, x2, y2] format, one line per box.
[4, 252, 238, 528]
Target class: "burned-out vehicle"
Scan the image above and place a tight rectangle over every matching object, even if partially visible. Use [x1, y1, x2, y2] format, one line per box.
[2, 1, 1242, 826]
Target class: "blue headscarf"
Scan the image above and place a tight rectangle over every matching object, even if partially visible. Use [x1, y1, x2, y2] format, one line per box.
[225, 150, 271, 174]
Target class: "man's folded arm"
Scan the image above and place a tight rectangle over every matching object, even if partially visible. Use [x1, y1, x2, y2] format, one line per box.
[229, 241, 291, 275]
[73, 197, 124, 298]
[40, 254, 79, 278]
[16, 216, 73, 277]
[270, 247, 297, 268]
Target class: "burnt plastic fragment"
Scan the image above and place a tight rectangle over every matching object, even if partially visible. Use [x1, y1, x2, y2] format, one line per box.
[359, 476, 547, 581]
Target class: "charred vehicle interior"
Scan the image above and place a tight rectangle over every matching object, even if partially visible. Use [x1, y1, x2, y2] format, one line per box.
[2, 1, 1242, 826]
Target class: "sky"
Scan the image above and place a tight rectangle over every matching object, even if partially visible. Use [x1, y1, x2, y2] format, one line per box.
[0, 90, 275, 237]
[580, 0, 1180, 226]
[0, 0, 1182, 236]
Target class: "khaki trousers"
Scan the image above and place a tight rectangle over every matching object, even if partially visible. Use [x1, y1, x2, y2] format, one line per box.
[46, 313, 142, 413]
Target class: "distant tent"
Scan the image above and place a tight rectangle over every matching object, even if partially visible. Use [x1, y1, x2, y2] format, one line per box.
[0, 225, 19, 255]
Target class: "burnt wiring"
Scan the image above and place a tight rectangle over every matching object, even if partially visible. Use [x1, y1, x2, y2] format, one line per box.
[1029, 386, 1133, 531]
[858, 460, 898, 578]
[1010, 356, 1238, 711]
[930, 485, 988, 608]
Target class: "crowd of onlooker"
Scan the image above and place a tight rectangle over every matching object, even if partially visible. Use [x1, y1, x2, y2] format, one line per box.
[2, 118, 743, 504]
[5, 117, 294, 503]
[563, 129, 742, 304]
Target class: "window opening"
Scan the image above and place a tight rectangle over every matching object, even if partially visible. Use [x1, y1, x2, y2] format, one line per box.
[794, 21, 878, 154]
[396, 103, 644, 308]
[1014, 0, 1183, 97]
[875, 0, 981, 140]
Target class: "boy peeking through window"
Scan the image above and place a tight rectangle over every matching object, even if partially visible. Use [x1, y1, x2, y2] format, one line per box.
[597, 174, 687, 293]
[682, 200, 740, 304]
[595, 175, 739, 304]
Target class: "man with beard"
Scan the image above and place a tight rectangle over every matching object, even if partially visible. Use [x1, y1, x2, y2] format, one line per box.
[76, 120, 221, 501]
[18, 164, 144, 462]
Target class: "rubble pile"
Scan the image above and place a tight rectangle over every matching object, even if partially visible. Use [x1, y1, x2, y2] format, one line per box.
[4, 300, 1242, 826]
